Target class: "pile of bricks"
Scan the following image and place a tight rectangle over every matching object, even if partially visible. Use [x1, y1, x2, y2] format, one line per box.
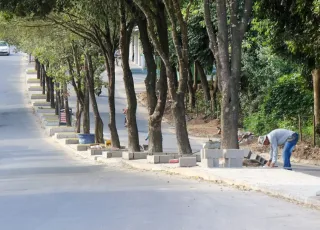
[200, 148, 250, 168]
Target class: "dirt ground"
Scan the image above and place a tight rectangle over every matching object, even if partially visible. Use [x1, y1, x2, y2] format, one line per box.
[137, 92, 320, 162]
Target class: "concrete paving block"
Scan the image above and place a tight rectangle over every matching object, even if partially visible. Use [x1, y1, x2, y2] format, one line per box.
[33, 101, 51, 107]
[103, 151, 123, 158]
[224, 158, 243, 168]
[122, 151, 133, 160]
[77, 144, 91, 151]
[147, 155, 160, 164]
[65, 138, 79, 144]
[46, 127, 75, 136]
[27, 78, 40, 84]
[36, 108, 56, 114]
[88, 149, 103, 156]
[55, 132, 78, 139]
[31, 94, 47, 100]
[133, 152, 147, 159]
[28, 86, 42, 92]
[201, 149, 223, 159]
[179, 157, 197, 167]
[223, 149, 245, 158]
[44, 120, 59, 126]
[159, 155, 174, 163]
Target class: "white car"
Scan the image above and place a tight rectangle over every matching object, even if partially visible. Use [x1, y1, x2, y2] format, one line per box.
[0, 41, 10, 55]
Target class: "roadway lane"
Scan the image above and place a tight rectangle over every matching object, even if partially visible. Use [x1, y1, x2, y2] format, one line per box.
[0, 54, 319, 230]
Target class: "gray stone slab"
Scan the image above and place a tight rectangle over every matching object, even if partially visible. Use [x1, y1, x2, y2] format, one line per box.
[28, 86, 42, 91]
[159, 155, 174, 163]
[55, 132, 78, 139]
[31, 94, 47, 100]
[65, 138, 79, 144]
[77, 144, 91, 151]
[27, 78, 40, 84]
[46, 127, 75, 136]
[88, 149, 103, 156]
[102, 151, 123, 158]
[43, 120, 59, 126]
[179, 157, 197, 167]
[122, 152, 147, 160]
[33, 101, 51, 107]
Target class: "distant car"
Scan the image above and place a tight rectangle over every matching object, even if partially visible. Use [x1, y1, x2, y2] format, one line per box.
[0, 41, 10, 56]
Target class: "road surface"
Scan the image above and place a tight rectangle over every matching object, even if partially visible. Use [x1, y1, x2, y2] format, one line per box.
[0, 54, 319, 230]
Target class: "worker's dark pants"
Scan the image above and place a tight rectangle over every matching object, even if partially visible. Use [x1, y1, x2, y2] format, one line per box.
[282, 133, 299, 170]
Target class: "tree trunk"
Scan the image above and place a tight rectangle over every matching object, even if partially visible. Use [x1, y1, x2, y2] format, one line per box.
[76, 100, 83, 133]
[41, 65, 46, 94]
[49, 77, 55, 109]
[36, 59, 40, 79]
[313, 69, 320, 125]
[86, 54, 104, 143]
[106, 59, 121, 148]
[83, 76, 90, 134]
[55, 83, 60, 115]
[119, 1, 140, 152]
[195, 60, 211, 102]
[137, 12, 167, 152]
[187, 67, 196, 109]
[63, 82, 72, 127]
[46, 75, 50, 102]
[134, 0, 192, 154]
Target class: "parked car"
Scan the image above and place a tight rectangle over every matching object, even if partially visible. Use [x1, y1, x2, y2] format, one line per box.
[0, 41, 10, 56]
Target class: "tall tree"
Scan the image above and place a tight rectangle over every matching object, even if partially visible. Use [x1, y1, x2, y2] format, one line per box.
[134, 0, 192, 154]
[204, 0, 253, 148]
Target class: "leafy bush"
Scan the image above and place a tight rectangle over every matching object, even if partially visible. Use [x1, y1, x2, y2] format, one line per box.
[244, 73, 313, 135]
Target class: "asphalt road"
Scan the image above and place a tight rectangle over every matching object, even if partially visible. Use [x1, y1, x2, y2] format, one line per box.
[0, 54, 320, 230]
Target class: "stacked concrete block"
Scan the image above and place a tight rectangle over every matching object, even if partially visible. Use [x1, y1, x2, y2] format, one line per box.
[200, 149, 223, 168]
[223, 149, 245, 168]
[179, 157, 197, 167]
[122, 151, 147, 160]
